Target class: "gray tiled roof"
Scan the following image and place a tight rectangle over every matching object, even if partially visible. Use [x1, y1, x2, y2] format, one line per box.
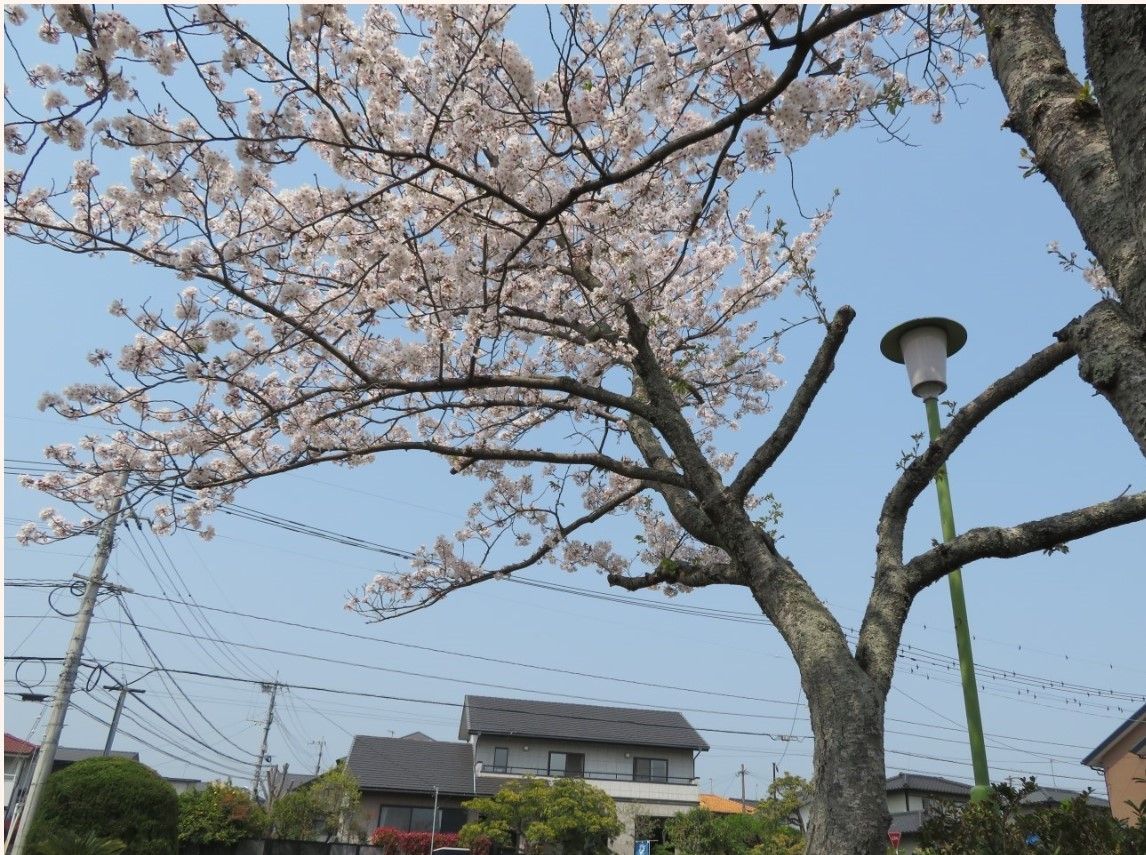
[345, 735, 475, 796]
[885, 772, 971, 797]
[459, 695, 709, 751]
[1022, 785, 1108, 808]
[888, 809, 925, 835]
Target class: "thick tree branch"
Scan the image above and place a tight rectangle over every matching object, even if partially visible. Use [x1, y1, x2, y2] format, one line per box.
[626, 411, 724, 547]
[903, 491, 1146, 593]
[730, 306, 855, 500]
[182, 441, 687, 491]
[607, 558, 746, 592]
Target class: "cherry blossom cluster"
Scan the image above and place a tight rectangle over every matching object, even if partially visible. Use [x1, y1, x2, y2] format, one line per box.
[6, 4, 983, 614]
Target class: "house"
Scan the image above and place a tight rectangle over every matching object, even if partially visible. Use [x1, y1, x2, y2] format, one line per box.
[884, 772, 972, 854]
[345, 732, 491, 839]
[1082, 701, 1146, 826]
[463, 694, 708, 855]
[346, 696, 708, 854]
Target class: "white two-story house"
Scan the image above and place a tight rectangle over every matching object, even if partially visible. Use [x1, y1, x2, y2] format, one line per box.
[461, 695, 708, 854]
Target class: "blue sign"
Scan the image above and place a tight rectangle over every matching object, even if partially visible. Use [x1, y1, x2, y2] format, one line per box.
[634, 841, 651, 855]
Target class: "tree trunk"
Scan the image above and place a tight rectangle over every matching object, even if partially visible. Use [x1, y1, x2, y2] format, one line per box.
[802, 659, 890, 855]
[979, 5, 1146, 456]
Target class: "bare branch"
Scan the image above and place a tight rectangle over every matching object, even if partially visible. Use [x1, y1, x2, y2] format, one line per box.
[730, 305, 856, 500]
[357, 483, 645, 619]
[904, 491, 1146, 593]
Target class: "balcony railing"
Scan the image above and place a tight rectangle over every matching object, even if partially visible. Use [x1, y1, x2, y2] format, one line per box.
[477, 763, 697, 786]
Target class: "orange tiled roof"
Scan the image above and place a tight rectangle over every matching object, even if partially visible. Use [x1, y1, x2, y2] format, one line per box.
[699, 793, 754, 813]
[5, 733, 37, 755]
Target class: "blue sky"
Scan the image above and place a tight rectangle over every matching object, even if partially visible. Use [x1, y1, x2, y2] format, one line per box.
[4, 6, 1143, 803]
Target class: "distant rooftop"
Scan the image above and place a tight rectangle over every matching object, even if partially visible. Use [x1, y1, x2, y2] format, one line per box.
[700, 793, 754, 814]
[885, 772, 972, 797]
[55, 747, 139, 764]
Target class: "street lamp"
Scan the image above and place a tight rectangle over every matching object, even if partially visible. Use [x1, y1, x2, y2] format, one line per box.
[881, 317, 991, 803]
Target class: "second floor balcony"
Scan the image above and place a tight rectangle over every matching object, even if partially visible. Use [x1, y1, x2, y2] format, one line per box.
[475, 761, 697, 787]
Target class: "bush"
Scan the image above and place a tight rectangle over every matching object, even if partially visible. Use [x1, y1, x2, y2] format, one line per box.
[29, 829, 127, 855]
[27, 757, 178, 855]
[918, 777, 1146, 855]
[178, 782, 267, 844]
[369, 827, 462, 854]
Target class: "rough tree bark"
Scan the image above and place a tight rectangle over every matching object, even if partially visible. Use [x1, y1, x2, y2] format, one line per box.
[978, 5, 1146, 455]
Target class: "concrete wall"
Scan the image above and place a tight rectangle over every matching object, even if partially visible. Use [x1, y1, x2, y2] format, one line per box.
[473, 735, 695, 783]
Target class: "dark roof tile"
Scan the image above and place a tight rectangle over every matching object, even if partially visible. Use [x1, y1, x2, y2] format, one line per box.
[346, 735, 474, 796]
[885, 772, 971, 797]
[459, 695, 709, 751]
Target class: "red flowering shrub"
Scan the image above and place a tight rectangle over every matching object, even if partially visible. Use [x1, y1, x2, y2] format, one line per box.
[368, 827, 462, 854]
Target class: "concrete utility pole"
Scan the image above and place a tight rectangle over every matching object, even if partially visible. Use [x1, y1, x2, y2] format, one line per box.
[312, 737, 325, 776]
[251, 681, 279, 800]
[738, 764, 748, 812]
[103, 681, 146, 755]
[11, 475, 129, 855]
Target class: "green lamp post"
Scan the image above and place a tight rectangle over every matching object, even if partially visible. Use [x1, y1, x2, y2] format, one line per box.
[881, 317, 991, 803]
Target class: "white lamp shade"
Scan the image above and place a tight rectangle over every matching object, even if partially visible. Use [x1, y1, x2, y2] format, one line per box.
[900, 326, 950, 399]
[880, 316, 967, 400]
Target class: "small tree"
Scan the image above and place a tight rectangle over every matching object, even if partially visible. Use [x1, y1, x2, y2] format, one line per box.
[26, 757, 178, 855]
[270, 766, 361, 842]
[178, 781, 267, 845]
[461, 777, 622, 854]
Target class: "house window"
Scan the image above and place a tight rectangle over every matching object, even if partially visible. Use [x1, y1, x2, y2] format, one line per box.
[377, 806, 467, 833]
[548, 751, 584, 778]
[633, 757, 669, 783]
[492, 746, 509, 773]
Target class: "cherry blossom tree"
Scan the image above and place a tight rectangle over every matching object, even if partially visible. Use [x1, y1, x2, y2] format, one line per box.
[5, 6, 1145, 854]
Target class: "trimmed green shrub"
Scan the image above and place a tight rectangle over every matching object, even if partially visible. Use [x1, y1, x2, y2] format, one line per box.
[178, 781, 267, 844]
[27, 756, 178, 855]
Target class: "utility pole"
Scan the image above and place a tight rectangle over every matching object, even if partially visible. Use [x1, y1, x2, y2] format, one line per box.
[312, 738, 326, 776]
[103, 681, 146, 755]
[251, 681, 279, 801]
[738, 764, 748, 813]
[11, 475, 129, 855]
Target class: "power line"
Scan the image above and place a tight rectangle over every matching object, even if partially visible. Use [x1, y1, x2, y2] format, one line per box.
[8, 459, 1142, 685]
